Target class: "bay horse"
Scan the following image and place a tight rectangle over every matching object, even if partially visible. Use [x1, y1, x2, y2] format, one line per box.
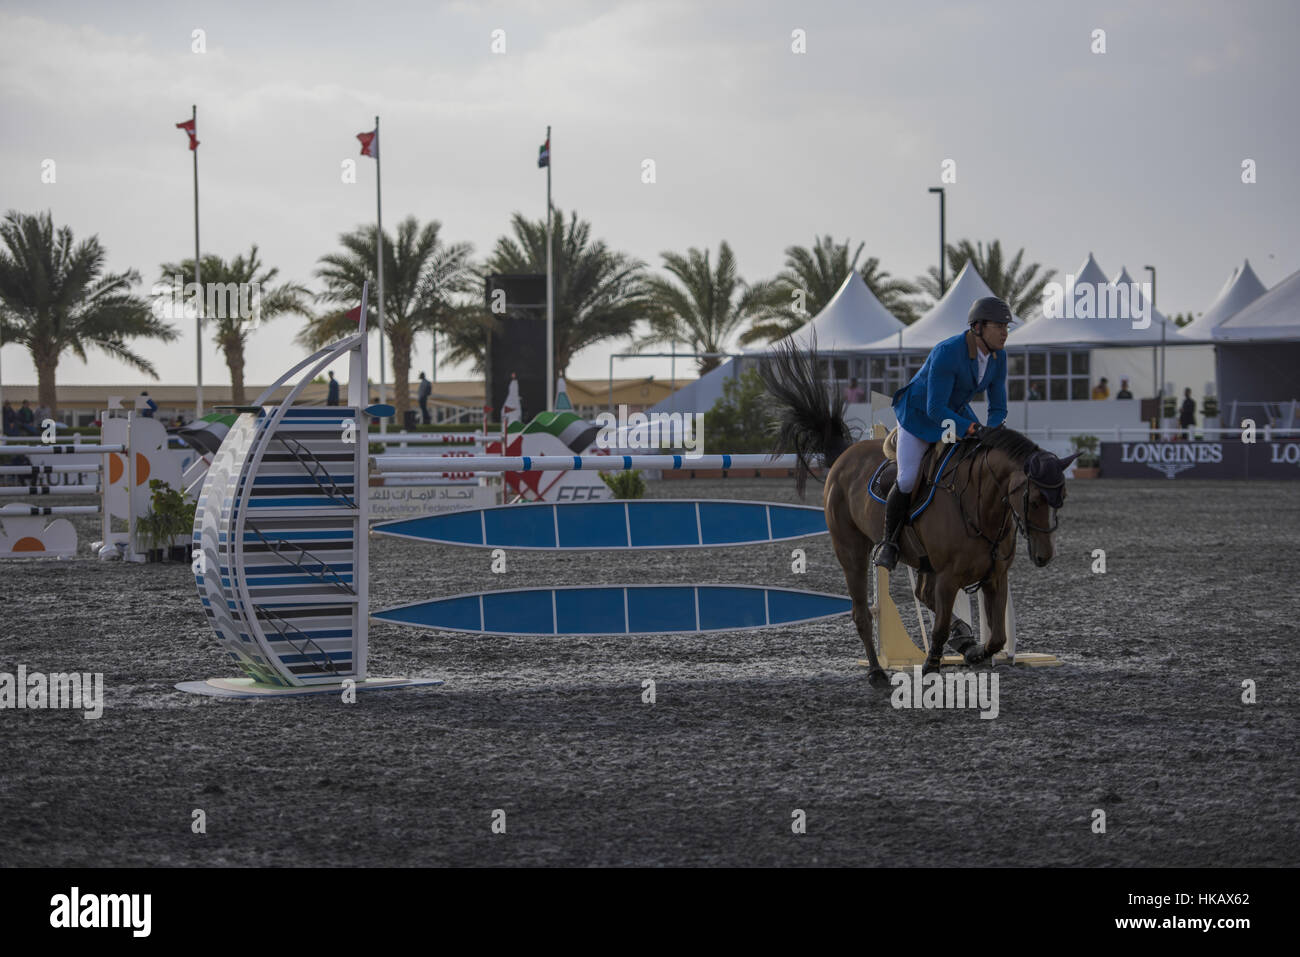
[761, 340, 1077, 687]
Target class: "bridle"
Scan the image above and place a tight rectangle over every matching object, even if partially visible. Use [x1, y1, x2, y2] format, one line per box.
[942, 441, 1063, 575]
[1008, 452, 1064, 536]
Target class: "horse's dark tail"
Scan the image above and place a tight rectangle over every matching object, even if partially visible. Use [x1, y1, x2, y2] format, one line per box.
[759, 334, 854, 497]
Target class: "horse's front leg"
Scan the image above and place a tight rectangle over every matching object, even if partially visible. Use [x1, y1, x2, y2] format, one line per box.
[922, 574, 960, 675]
[915, 568, 978, 661]
[967, 572, 1009, 665]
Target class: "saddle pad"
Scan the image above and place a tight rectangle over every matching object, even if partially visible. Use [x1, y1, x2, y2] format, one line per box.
[869, 459, 898, 501]
[867, 442, 960, 524]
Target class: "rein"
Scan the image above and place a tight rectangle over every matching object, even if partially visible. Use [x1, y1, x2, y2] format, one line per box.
[938, 441, 1060, 578]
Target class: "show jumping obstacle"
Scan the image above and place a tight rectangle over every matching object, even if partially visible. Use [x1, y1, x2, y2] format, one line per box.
[179, 286, 842, 697]
[0, 408, 190, 561]
[0, 424, 139, 561]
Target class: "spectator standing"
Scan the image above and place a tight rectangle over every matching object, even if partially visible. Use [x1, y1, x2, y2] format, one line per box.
[1179, 387, 1196, 440]
[327, 371, 340, 406]
[139, 391, 157, 418]
[417, 372, 432, 424]
[842, 378, 865, 403]
[1116, 379, 1133, 399]
[1091, 377, 1110, 399]
[17, 400, 37, 434]
[2, 401, 15, 435]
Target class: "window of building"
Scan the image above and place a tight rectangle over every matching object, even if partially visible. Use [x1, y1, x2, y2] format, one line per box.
[1006, 350, 1092, 402]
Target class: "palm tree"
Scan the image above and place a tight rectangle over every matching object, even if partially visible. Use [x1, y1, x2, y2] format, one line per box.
[859, 256, 921, 325]
[740, 235, 865, 345]
[640, 242, 771, 375]
[159, 246, 312, 404]
[453, 209, 648, 377]
[308, 217, 475, 422]
[913, 239, 1056, 318]
[0, 210, 175, 417]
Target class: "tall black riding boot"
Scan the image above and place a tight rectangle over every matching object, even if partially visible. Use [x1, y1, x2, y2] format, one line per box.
[875, 484, 911, 570]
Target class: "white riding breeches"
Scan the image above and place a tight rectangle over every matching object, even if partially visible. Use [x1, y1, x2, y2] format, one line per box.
[895, 426, 931, 494]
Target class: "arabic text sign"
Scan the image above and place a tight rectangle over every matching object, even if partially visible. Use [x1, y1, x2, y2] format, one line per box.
[368, 484, 497, 521]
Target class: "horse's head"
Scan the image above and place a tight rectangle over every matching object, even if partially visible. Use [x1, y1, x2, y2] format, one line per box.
[1008, 449, 1077, 567]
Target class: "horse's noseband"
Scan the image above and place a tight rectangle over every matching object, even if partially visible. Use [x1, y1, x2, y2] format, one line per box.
[1010, 451, 1064, 534]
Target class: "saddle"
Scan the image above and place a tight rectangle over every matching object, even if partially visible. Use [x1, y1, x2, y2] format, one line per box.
[870, 427, 952, 508]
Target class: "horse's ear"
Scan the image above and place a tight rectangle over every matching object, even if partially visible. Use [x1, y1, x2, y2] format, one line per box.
[1059, 452, 1080, 468]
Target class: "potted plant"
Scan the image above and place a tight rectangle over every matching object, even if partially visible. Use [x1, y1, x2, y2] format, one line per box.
[139, 479, 197, 562]
[600, 469, 646, 499]
[1069, 434, 1101, 478]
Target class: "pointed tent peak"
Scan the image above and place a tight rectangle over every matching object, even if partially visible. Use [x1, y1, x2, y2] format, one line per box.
[1180, 259, 1270, 340]
[776, 269, 905, 353]
[1213, 264, 1300, 340]
[1075, 253, 1109, 288]
[1112, 266, 1172, 327]
[1235, 259, 1266, 296]
[869, 260, 1004, 350]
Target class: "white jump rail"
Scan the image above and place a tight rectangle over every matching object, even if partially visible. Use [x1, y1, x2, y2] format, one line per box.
[0, 443, 126, 455]
[369, 432, 488, 445]
[372, 453, 813, 473]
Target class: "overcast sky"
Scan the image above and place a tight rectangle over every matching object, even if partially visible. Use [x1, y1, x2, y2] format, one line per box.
[1, 0, 1297, 393]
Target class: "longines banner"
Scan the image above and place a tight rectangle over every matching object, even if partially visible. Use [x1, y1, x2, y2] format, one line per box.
[1100, 440, 1300, 479]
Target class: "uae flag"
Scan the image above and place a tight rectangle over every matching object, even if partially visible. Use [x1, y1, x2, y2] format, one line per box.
[537, 135, 549, 168]
[175, 117, 198, 150]
[177, 411, 238, 457]
[357, 128, 377, 158]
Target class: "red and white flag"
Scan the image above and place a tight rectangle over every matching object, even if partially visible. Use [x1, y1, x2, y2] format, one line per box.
[176, 117, 198, 150]
[357, 129, 377, 158]
[344, 305, 362, 323]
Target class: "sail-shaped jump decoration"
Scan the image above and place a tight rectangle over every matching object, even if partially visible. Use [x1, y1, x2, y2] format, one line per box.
[178, 284, 440, 697]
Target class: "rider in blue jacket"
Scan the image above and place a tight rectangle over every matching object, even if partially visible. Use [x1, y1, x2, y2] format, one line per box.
[875, 296, 1014, 569]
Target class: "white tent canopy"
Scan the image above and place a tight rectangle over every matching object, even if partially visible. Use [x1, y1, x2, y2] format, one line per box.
[1211, 266, 1300, 341]
[863, 260, 1006, 351]
[1179, 260, 1267, 341]
[1006, 256, 1176, 347]
[655, 272, 905, 414]
[779, 271, 905, 352]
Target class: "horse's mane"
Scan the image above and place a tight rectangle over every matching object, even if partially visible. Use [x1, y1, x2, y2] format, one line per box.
[972, 426, 1039, 466]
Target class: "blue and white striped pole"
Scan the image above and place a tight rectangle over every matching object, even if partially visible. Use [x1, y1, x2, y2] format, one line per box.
[371, 453, 816, 473]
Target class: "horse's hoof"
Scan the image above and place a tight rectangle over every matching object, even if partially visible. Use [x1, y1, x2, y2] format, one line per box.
[868, 668, 892, 689]
[963, 646, 989, 666]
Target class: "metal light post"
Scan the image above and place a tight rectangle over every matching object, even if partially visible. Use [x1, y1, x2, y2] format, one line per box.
[928, 187, 946, 296]
[1146, 265, 1163, 430]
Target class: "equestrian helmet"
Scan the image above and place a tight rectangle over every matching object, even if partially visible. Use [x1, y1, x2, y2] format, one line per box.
[968, 296, 1014, 326]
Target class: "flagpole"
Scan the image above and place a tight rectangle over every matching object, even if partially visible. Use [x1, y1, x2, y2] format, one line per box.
[192, 103, 203, 418]
[545, 124, 554, 412]
[373, 115, 387, 435]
